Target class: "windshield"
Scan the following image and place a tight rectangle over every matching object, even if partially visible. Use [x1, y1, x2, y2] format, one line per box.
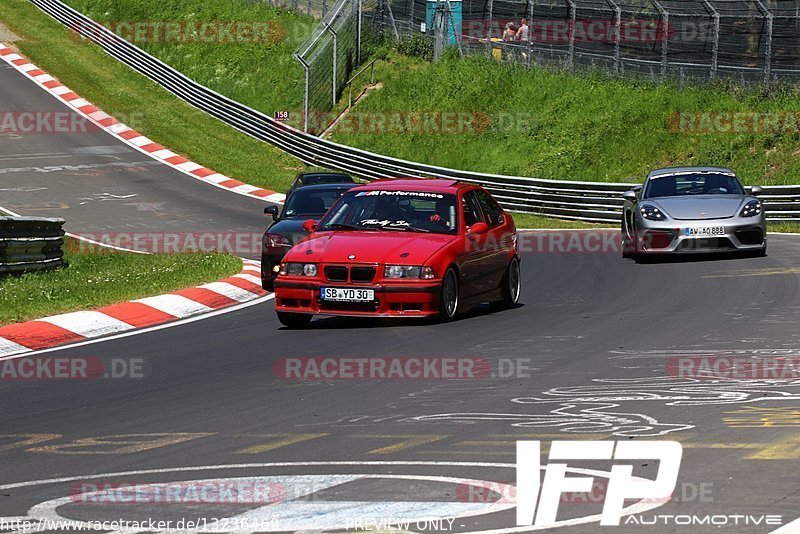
[644, 173, 746, 198]
[318, 190, 459, 234]
[282, 188, 347, 218]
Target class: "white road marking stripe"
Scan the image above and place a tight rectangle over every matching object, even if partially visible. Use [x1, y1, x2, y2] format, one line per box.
[0, 294, 273, 360]
[68, 98, 91, 108]
[132, 294, 212, 318]
[108, 123, 130, 134]
[50, 85, 71, 95]
[33, 74, 54, 83]
[41, 311, 134, 338]
[232, 184, 261, 194]
[198, 282, 259, 302]
[19, 63, 37, 72]
[233, 273, 262, 285]
[88, 111, 110, 122]
[128, 135, 153, 147]
[4, 53, 22, 61]
[176, 161, 203, 172]
[201, 173, 231, 184]
[152, 149, 177, 160]
[0, 337, 30, 357]
[264, 193, 286, 203]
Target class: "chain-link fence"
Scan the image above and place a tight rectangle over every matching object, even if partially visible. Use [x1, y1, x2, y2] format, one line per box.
[290, 0, 800, 133]
[294, 0, 390, 133]
[391, 0, 800, 83]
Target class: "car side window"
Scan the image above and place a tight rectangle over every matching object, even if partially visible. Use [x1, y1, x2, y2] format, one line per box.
[475, 190, 505, 227]
[462, 191, 485, 229]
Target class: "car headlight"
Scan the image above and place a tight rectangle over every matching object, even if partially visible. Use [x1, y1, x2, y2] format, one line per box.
[265, 234, 291, 249]
[740, 200, 762, 218]
[384, 265, 435, 279]
[279, 263, 317, 276]
[640, 204, 667, 221]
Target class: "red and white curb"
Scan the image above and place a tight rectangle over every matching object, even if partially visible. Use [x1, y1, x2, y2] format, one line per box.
[0, 43, 285, 205]
[0, 259, 266, 358]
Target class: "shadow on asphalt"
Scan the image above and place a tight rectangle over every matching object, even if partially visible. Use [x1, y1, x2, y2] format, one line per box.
[278, 303, 526, 330]
[625, 250, 768, 265]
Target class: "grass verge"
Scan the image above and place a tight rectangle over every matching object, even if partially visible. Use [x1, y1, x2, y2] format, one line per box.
[0, 0, 306, 192]
[330, 52, 800, 186]
[0, 238, 242, 325]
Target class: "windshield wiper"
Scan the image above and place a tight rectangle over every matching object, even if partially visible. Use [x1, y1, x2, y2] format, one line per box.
[376, 225, 430, 233]
[325, 223, 363, 231]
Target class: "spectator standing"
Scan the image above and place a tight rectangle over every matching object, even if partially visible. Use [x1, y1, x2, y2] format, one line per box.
[502, 22, 516, 61]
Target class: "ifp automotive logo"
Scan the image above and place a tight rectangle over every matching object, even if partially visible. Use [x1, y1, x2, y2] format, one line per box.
[516, 440, 682, 526]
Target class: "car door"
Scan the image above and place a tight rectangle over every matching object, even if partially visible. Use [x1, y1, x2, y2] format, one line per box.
[474, 189, 512, 288]
[457, 189, 495, 298]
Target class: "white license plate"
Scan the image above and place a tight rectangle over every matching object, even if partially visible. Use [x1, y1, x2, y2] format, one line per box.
[320, 287, 375, 302]
[685, 226, 725, 236]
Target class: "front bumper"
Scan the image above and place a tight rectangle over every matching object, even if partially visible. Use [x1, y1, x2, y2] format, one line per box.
[635, 218, 766, 254]
[274, 279, 442, 317]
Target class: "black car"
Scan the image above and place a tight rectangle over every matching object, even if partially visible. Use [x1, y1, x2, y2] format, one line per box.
[261, 183, 356, 291]
[286, 169, 354, 195]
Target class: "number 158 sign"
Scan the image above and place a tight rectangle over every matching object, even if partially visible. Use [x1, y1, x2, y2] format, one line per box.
[516, 441, 683, 526]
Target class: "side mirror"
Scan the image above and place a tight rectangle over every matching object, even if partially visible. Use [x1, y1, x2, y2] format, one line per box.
[750, 185, 763, 196]
[467, 222, 489, 239]
[622, 190, 638, 203]
[302, 219, 317, 233]
[264, 205, 279, 221]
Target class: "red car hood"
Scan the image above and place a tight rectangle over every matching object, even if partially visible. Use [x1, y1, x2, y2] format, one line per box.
[286, 231, 456, 265]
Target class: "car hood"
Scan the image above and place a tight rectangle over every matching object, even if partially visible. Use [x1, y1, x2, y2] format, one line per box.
[286, 231, 456, 264]
[266, 218, 316, 245]
[647, 196, 748, 220]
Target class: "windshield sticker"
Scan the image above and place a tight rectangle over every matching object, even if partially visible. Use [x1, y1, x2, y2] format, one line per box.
[356, 191, 444, 199]
[359, 219, 412, 227]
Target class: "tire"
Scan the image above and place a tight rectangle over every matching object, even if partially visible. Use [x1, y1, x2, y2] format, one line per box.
[438, 268, 459, 322]
[490, 257, 521, 311]
[261, 254, 274, 292]
[277, 311, 312, 329]
[621, 218, 633, 259]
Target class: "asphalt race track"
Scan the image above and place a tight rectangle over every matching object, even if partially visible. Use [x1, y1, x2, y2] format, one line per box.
[3, 56, 800, 533]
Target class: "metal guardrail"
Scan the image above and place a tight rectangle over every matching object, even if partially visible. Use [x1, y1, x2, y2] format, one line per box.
[0, 217, 66, 274]
[26, 0, 800, 223]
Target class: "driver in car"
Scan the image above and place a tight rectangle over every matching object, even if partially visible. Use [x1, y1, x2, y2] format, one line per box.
[429, 198, 453, 230]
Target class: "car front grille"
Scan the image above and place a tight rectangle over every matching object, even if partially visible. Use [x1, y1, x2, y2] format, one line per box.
[350, 266, 376, 283]
[677, 237, 735, 251]
[324, 266, 348, 282]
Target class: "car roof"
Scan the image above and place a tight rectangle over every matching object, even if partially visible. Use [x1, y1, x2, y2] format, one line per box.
[647, 166, 735, 179]
[350, 178, 463, 192]
[289, 183, 357, 192]
[296, 168, 351, 177]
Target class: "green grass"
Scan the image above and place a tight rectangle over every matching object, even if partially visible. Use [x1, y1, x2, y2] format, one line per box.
[0, 0, 307, 192]
[0, 239, 242, 325]
[331, 52, 800, 186]
[510, 212, 605, 229]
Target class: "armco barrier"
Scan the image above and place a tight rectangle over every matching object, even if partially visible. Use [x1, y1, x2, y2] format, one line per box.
[0, 217, 66, 274]
[25, 0, 800, 223]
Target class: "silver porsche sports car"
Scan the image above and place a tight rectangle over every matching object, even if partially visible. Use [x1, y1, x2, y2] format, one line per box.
[622, 167, 766, 261]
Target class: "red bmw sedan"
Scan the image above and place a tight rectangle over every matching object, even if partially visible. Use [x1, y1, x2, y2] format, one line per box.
[273, 179, 520, 328]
